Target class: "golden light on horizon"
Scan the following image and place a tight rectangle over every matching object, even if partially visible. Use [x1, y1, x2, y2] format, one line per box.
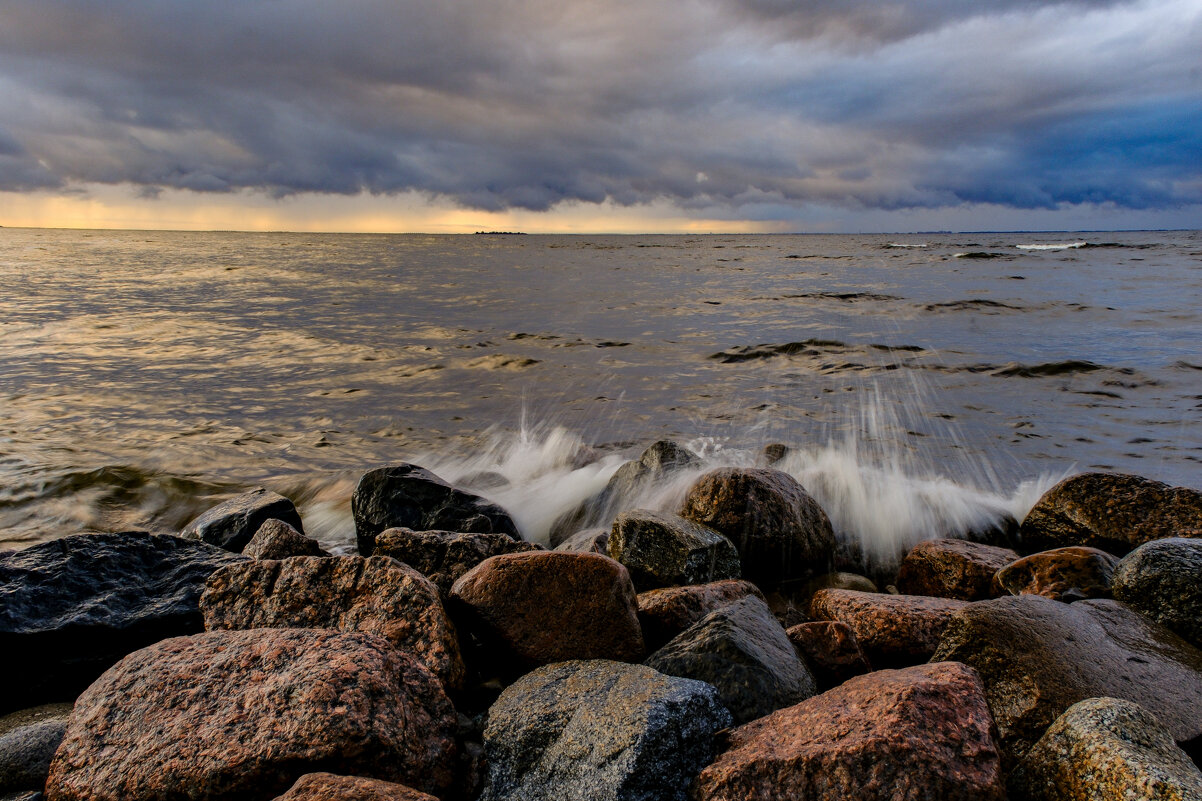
[0, 185, 788, 235]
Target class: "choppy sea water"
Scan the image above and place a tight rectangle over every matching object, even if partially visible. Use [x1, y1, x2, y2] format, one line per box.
[2, 228, 1199, 564]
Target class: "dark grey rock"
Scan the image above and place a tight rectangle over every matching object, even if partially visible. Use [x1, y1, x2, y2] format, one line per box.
[1009, 697, 1202, 801]
[0, 704, 71, 794]
[180, 488, 304, 553]
[372, 528, 540, 596]
[243, 519, 328, 560]
[481, 659, 731, 801]
[608, 510, 740, 591]
[931, 594, 1202, 766]
[1113, 537, 1202, 648]
[549, 441, 700, 546]
[0, 532, 246, 713]
[352, 464, 519, 556]
[644, 595, 816, 724]
[554, 528, 609, 554]
[1019, 472, 1202, 555]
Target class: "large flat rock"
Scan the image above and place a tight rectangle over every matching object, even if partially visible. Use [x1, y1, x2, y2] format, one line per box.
[45, 629, 458, 801]
[931, 595, 1202, 765]
[0, 531, 245, 712]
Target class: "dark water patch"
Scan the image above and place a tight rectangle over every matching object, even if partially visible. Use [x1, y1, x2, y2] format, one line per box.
[784, 291, 903, 302]
[1067, 389, 1125, 399]
[993, 360, 1105, 377]
[1172, 361, 1202, 371]
[870, 344, 925, 353]
[953, 252, 1011, 259]
[709, 339, 849, 363]
[925, 299, 1024, 312]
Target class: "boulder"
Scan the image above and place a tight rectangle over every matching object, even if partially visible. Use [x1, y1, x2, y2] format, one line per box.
[645, 595, 815, 724]
[0, 704, 71, 795]
[180, 488, 304, 553]
[352, 463, 519, 556]
[679, 468, 835, 589]
[608, 510, 740, 591]
[1019, 472, 1202, 555]
[931, 595, 1202, 765]
[994, 546, 1118, 602]
[785, 621, 872, 691]
[1008, 697, 1202, 801]
[272, 773, 437, 801]
[372, 527, 541, 596]
[896, 538, 1017, 601]
[0, 532, 246, 712]
[243, 519, 329, 560]
[1112, 537, 1202, 648]
[549, 440, 700, 546]
[449, 552, 644, 674]
[637, 579, 763, 652]
[45, 629, 458, 800]
[693, 661, 1005, 801]
[809, 588, 968, 667]
[481, 659, 731, 801]
[554, 527, 609, 554]
[200, 555, 464, 692]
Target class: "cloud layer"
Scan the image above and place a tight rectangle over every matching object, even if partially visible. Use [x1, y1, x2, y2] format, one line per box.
[1, 0, 1199, 222]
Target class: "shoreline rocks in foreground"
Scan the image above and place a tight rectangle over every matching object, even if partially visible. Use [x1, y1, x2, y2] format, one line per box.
[6, 458, 1202, 800]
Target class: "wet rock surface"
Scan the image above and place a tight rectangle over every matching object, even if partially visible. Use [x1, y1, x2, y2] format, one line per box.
[242, 519, 329, 560]
[693, 661, 1005, 801]
[994, 546, 1118, 602]
[1008, 697, 1202, 801]
[45, 629, 458, 801]
[931, 594, 1202, 765]
[645, 595, 816, 724]
[636, 579, 763, 652]
[785, 620, 872, 691]
[449, 551, 644, 674]
[352, 463, 519, 556]
[0, 531, 245, 712]
[549, 440, 701, 546]
[372, 527, 541, 596]
[0, 704, 71, 795]
[553, 527, 609, 554]
[895, 538, 1017, 600]
[271, 773, 438, 801]
[809, 588, 968, 667]
[180, 488, 304, 553]
[1019, 472, 1202, 554]
[1112, 537, 1202, 648]
[200, 555, 465, 692]
[481, 659, 731, 801]
[608, 509, 740, 590]
[678, 468, 835, 589]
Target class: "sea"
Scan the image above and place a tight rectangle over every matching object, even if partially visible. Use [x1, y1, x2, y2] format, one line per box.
[2, 228, 1199, 565]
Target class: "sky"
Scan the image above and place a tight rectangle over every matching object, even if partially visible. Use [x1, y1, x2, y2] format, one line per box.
[0, 0, 1199, 233]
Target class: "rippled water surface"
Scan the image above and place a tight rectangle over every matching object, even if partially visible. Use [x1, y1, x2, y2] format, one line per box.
[2, 228, 1199, 557]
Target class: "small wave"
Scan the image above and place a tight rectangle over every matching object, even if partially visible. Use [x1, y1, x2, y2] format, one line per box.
[992, 360, 1105, 378]
[925, 299, 1024, 312]
[709, 339, 849, 364]
[1015, 242, 1086, 251]
[953, 252, 1010, 259]
[462, 354, 541, 370]
[884, 243, 929, 249]
[783, 291, 902, 302]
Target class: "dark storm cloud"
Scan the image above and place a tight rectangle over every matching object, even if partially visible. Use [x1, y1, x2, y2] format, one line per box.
[1, 0, 1198, 215]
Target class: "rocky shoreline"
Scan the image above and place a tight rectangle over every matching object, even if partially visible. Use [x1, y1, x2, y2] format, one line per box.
[2, 441, 1202, 800]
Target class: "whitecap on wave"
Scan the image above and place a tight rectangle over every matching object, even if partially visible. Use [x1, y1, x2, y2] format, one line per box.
[1015, 241, 1086, 251]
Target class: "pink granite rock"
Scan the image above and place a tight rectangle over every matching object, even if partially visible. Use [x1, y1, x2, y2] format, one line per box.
[785, 620, 872, 690]
[271, 773, 438, 801]
[45, 629, 458, 801]
[200, 555, 465, 692]
[896, 538, 1017, 601]
[693, 661, 1005, 801]
[636, 579, 764, 651]
[994, 546, 1118, 602]
[809, 588, 968, 667]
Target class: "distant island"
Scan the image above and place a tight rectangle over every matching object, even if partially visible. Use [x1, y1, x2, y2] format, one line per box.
[474, 231, 526, 235]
